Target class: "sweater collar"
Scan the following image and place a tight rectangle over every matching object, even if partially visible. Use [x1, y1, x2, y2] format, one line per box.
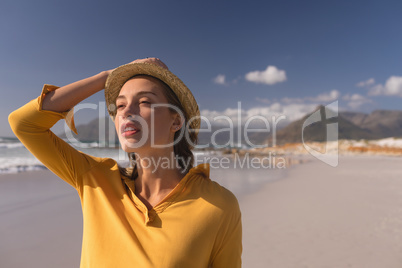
[121, 163, 210, 225]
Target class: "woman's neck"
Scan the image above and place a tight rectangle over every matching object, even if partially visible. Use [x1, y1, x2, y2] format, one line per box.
[133, 150, 185, 209]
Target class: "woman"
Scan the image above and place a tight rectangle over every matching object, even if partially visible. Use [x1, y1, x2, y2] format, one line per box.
[9, 58, 242, 267]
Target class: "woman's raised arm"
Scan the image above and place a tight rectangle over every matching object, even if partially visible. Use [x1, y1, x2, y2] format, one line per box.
[42, 57, 166, 112]
[42, 70, 112, 112]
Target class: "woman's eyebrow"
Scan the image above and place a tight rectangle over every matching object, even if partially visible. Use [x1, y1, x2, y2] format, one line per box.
[117, 91, 158, 101]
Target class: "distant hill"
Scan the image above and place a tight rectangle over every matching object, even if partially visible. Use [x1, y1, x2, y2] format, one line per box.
[269, 106, 378, 145]
[59, 117, 119, 145]
[341, 110, 402, 138]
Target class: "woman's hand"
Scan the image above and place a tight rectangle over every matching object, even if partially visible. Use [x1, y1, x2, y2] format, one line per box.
[105, 57, 168, 77]
[129, 57, 169, 69]
[43, 57, 168, 112]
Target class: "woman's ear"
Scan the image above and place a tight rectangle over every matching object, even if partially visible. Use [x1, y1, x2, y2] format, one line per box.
[171, 113, 184, 132]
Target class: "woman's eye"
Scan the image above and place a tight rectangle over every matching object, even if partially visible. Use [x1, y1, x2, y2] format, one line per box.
[116, 104, 125, 109]
[140, 101, 151, 104]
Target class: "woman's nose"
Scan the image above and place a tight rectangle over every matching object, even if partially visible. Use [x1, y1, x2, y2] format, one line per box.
[121, 104, 139, 119]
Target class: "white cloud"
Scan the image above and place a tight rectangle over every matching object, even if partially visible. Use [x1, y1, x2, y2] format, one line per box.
[342, 93, 373, 110]
[280, 97, 304, 104]
[368, 76, 402, 97]
[213, 74, 226, 85]
[201, 89, 371, 130]
[356, 78, 375, 87]
[306, 89, 340, 102]
[368, 84, 385, 96]
[384, 76, 402, 96]
[245, 65, 287, 85]
[246, 103, 317, 122]
[255, 97, 271, 104]
[255, 90, 339, 105]
[200, 102, 317, 128]
[343, 93, 368, 101]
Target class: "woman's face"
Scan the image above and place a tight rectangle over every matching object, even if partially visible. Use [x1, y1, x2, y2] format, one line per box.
[114, 76, 179, 153]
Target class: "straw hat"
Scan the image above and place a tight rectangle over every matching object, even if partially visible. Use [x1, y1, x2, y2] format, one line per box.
[105, 62, 201, 136]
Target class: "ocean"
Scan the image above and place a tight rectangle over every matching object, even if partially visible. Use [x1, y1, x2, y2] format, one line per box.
[0, 137, 286, 198]
[0, 137, 124, 174]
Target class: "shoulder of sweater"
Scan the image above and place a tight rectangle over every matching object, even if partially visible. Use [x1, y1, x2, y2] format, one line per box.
[79, 154, 120, 175]
[190, 174, 240, 213]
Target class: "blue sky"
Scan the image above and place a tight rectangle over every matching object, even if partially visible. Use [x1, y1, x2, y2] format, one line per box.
[2, 0, 402, 137]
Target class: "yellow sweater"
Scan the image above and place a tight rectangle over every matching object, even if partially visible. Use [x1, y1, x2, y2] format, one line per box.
[8, 85, 242, 268]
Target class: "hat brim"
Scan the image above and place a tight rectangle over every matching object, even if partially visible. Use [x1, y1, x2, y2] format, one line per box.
[105, 62, 200, 134]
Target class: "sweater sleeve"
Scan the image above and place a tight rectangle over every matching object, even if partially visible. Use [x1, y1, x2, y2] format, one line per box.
[210, 196, 243, 268]
[8, 84, 99, 190]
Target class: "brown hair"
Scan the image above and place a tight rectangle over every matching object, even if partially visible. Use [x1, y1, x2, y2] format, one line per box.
[118, 74, 198, 180]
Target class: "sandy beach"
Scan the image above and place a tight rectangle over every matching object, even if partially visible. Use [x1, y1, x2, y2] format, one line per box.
[0, 171, 82, 268]
[1, 155, 402, 267]
[241, 155, 402, 268]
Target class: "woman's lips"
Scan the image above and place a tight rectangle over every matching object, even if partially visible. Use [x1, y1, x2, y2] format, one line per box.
[121, 123, 140, 137]
[121, 129, 139, 137]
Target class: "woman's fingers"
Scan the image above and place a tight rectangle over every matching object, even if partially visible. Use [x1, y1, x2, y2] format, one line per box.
[129, 58, 169, 69]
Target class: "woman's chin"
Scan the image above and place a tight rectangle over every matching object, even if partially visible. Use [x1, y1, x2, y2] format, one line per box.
[119, 138, 147, 152]
[118, 136, 174, 152]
